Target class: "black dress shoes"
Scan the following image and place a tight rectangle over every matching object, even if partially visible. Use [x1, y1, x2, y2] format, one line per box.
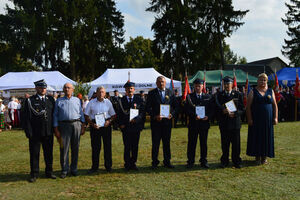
[71, 171, 78, 176]
[28, 176, 37, 183]
[186, 164, 194, 169]
[220, 163, 228, 168]
[234, 164, 242, 169]
[46, 173, 57, 179]
[201, 162, 210, 169]
[106, 167, 112, 172]
[87, 168, 98, 174]
[60, 173, 67, 179]
[131, 165, 139, 171]
[151, 165, 158, 170]
[164, 163, 175, 169]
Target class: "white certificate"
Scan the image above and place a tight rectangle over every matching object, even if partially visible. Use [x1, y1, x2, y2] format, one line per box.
[129, 109, 139, 121]
[196, 106, 205, 118]
[95, 113, 105, 127]
[160, 104, 170, 118]
[225, 100, 237, 112]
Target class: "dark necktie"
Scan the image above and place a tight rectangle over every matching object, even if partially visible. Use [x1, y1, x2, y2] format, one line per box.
[160, 90, 164, 103]
[129, 97, 132, 107]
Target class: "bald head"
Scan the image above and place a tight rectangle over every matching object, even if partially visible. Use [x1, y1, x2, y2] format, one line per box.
[63, 83, 74, 98]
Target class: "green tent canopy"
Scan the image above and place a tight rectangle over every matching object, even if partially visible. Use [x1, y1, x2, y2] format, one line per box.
[188, 70, 257, 86]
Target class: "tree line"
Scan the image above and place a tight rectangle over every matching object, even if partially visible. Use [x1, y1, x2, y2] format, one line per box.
[0, 0, 298, 81]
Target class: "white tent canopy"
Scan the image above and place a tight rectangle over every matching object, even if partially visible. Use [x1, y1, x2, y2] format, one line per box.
[0, 71, 76, 91]
[88, 68, 182, 95]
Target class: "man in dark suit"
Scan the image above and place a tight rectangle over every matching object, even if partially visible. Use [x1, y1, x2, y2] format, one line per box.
[22, 79, 56, 182]
[185, 79, 214, 168]
[215, 76, 244, 168]
[110, 90, 120, 130]
[118, 82, 145, 171]
[146, 76, 178, 169]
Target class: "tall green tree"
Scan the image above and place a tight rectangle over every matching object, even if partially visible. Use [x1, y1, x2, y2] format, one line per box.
[0, 0, 125, 81]
[282, 0, 300, 67]
[124, 36, 159, 69]
[147, 0, 248, 78]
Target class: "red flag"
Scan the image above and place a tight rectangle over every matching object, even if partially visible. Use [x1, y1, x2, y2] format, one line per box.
[233, 69, 237, 90]
[182, 75, 191, 101]
[295, 69, 300, 98]
[274, 72, 281, 103]
[203, 71, 207, 94]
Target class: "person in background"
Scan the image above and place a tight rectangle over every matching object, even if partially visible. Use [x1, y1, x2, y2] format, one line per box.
[0, 99, 5, 132]
[8, 97, 19, 128]
[110, 90, 120, 130]
[82, 95, 89, 112]
[246, 73, 278, 165]
[53, 83, 86, 178]
[22, 80, 56, 182]
[4, 105, 12, 130]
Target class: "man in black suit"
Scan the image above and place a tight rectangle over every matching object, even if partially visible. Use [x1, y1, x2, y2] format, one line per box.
[118, 82, 145, 171]
[185, 79, 214, 168]
[110, 90, 120, 130]
[22, 79, 56, 182]
[146, 76, 178, 169]
[215, 76, 244, 168]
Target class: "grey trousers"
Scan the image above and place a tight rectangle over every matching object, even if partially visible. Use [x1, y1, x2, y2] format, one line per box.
[58, 121, 82, 174]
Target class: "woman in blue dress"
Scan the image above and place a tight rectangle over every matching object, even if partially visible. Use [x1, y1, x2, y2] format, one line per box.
[246, 73, 278, 165]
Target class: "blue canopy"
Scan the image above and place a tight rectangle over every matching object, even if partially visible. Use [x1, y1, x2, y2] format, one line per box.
[268, 67, 300, 87]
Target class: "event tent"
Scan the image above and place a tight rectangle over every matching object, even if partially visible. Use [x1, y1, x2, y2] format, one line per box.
[88, 68, 182, 95]
[268, 67, 300, 87]
[0, 71, 76, 91]
[188, 69, 258, 86]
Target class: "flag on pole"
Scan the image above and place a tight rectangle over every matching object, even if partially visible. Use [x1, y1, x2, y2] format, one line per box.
[274, 70, 281, 103]
[220, 70, 224, 92]
[203, 70, 207, 93]
[233, 69, 237, 90]
[182, 71, 191, 101]
[169, 76, 174, 91]
[243, 72, 251, 107]
[295, 69, 300, 98]
[128, 71, 130, 82]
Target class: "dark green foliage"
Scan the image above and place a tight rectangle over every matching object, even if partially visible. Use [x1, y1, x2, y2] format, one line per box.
[147, 0, 248, 78]
[73, 82, 91, 97]
[282, 0, 300, 67]
[124, 36, 159, 69]
[0, 0, 125, 81]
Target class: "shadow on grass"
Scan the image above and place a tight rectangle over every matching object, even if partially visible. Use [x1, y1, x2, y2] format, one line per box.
[0, 160, 259, 182]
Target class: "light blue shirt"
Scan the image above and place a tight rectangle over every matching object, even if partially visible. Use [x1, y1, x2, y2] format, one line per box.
[53, 96, 85, 127]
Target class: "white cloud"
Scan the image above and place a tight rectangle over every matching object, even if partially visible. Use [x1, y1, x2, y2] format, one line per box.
[226, 0, 290, 64]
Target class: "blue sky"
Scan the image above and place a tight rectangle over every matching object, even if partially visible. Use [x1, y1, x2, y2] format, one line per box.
[0, 0, 290, 64]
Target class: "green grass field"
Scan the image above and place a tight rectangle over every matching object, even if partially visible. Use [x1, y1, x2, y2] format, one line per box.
[0, 122, 299, 200]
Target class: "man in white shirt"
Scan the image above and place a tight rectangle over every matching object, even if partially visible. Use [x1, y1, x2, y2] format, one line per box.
[84, 86, 116, 173]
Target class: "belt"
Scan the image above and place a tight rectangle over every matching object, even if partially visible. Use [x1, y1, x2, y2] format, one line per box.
[59, 119, 81, 123]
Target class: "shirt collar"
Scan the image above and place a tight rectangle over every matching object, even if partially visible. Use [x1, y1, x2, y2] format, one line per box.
[127, 95, 134, 101]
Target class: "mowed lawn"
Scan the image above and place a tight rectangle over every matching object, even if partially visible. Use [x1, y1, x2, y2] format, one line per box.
[0, 122, 299, 200]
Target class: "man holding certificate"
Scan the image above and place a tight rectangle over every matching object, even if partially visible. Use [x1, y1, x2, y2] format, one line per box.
[117, 82, 145, 171]
[185, 79, 214, 169]
[146, 76, 178, 169]
[215, 76, 244, 168]
[84, 86, 116, 173]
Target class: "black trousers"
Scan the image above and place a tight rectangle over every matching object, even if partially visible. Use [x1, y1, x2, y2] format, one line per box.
[187, 128, 208, 164]
[29, 135, 53, 177]
[220, 129, 242, 165]
[122, 130, 141, 168]
[90, 126, 112, 170]
[151, 122, 172, 166]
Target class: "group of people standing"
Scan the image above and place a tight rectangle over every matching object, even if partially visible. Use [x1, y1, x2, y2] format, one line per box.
[21, 73, 278, 183]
